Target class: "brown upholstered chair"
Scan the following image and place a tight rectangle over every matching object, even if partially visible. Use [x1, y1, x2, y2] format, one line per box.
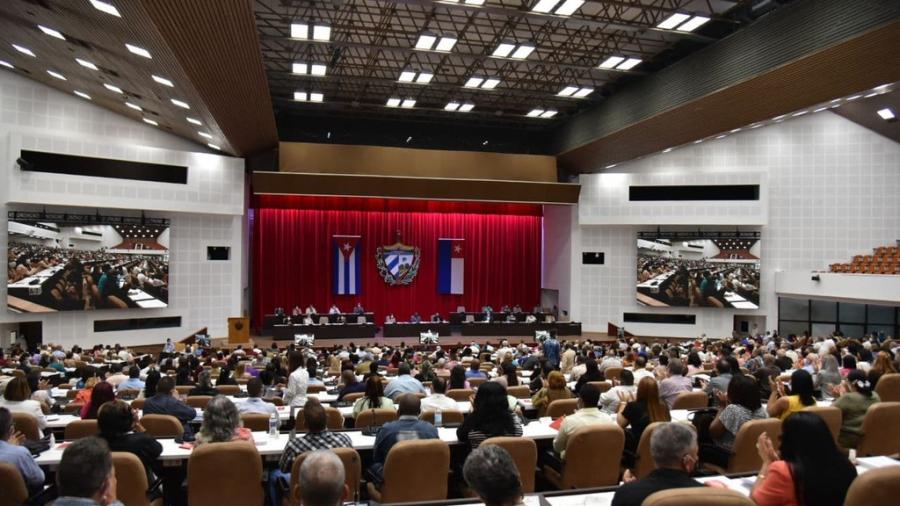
[483, 437, 538, 492]
[215, 385, 241, 396]
[354, 408, 397, 429]
[803, 405, 842, 445]
[542, 424, 625, 488]
[706, 418, 781, 474]
[140, 414, 184, 438]
[187, 441, 263, 506]
[264, 397, 284, 406]
[342, 392, 364, 403]
[643, 487, 754, 505]
[420, 409, 465, 425]
[671, 391, 708, 410]
[130, 399, 145, 410]
[175, 386, 194, 396]
[875, 373, 900, 402]
[240, 413, 271, 432]
[604, 367, 624, 381]
[307, 384, 326, 393]
[844, 465, 900, 506]
[289, 447, 362, 505]
[857, 402, 900, 457]
[507, 386, 531, 398]
[633, 421, 666, 478]
[62, 402, 84, 414]
[468, 377, 487, 388]
[64, 419, 98, 440]
[186, 396, 213, 409]
[546, 398, 579, 419]
[587, 381, 612, 393]
[0, 462, 28, 506]
[10, 412, 40, 441]
[293, 407, 344, 431]
[366, 439, 450, 503]
[446, 389, 475, 402]
[66, 389, 79, 400]
[112, 452, 162, 506]
[117, 389, 141, 400]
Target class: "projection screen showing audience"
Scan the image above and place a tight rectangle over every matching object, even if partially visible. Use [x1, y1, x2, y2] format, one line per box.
[636, 235, 760, 309]
[7, 216, 169, 313]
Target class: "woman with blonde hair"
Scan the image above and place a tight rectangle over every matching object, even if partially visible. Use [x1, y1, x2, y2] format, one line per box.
[616, 377, 670, 456]
[869, 351, 897, 387]
[531, 371, 573, 418]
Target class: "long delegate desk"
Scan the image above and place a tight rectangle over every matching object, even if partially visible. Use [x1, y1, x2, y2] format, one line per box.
[461, 321, 582, 337]
[271, 323, 377, 340]
[448, 312, 550, 325]
[382, 322, 452, 337]
[263, 312, 375, 330]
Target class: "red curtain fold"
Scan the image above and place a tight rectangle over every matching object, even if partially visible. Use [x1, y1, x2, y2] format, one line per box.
[251, 206, 542, 327]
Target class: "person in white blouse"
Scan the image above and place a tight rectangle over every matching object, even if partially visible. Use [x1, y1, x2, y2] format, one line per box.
[283, 350, 309, 408]
[599, 369, 637, 415]
[0, 377, 48, 438]
[420, 378, 458, 413]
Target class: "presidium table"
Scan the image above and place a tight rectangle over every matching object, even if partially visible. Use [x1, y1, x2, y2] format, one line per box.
[461, 321, 582, 336]
[271, 323, 376, 340]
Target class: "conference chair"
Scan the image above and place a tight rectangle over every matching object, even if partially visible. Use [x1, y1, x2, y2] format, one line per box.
[587, 381, 612, 393]
[307, 384, 326, 393]
[705, 418, 781, 474]
[175, 386, 193, 396]
[857, 402, 900, 457]
[356, 316, 366, 324]
[468, 378, 487, 388]
[215, 385, 241, 396]
[293, 407, 344, 431]
[343, 392, 364, 403]
[62, 402, 84, 414]
[186, 395, 213, 409]
[546, 398, 579, 419]
[447, 388, 475, 402]
[66, 389, 79, 400]
[318, 316, 329, 325]
[64, 419, 98, 440]
[187, 441, 263, 506]
[0, 462, 28, 506]
[289, 448, 362, 506]
[112, 452, 161, 506]
[844, 465, 900, 506]
[117, 389, 141, 400]
[671, 391, 709, 410]
[366, 440, 451, 503]
[633, 421, 667, 479]
[874, 373, 900, 402]
[542, 424, 625, 489]
[10, 413, 40, 441]
[464, 315, 475, 323]
[604, 367, 624, 381]
[355, 408, 397, 429]
[803, 405, 842, 445]
[507, 386, 531, 398]
[240, 413, 271, 432]
[420, 409, 465, 425]
[140, 414, 184, 438]
[131, 399, 146, 410]
[483, 437, 538, 492]
[264, 397, 284, 406]
[643, 487, 754, 506]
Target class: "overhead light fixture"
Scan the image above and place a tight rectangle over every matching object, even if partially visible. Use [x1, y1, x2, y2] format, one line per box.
[539, 109, 557, 118]
[482, 78, 501, 89]
[125, 44, 152, 59]
[38, 25, 65, 40]
[656, 13, 690, 30]
[312, 24, 331, 41]
[310, 63, 326, 76]
[400, 98, 416, 108]
[415, 33, 457, 52]
[293, 91, 324, 102]
[398, 69, 434, 84]
[415, 72, 433, 84]
[198, 131, 212, 139]
[103, 83, 123, 93]
[877, 108, 896, 121]
[657, 13, 710, 32]
[186, 117, 202, 125]
[292, 62, 326, 76]
[142, 118, 158, 126]
[846, 94, 862, 101]
[445, 101, 475, 112]
[813, 107, 828, 113]
[75, 58, 98, 70]
[152, 75, 174, 87]
[415, 33, 437, 49]
[292, 62, 307, 74]
[125, 102, 142, 111]
[73, 90, 91, 100]
[464, 76, 501, 89]
[0, 60, 14, 69]
[493, 42, 536, 59]
[46, 70, 66, 80]
[791, 110, 808, 117]
[309, 92, 323, 102]
[170, 98, 190, 109]
[398, 70, 416, 82]
[386, 97, 402, 107]
[462, 0, 485, 4]
[531, 0, 584, 16]
[290, 22, 308, 39]
[458, 102, 475, 112]
[750, 123, 763, 129]
[526, 108, 544, 117]
[557, 85, 593, 98]
[677, 16, 711, 32]
[526, 108, 557, 118]
[12, 44, 36, 57]
[715, 134, 726, 139]
[511, 44, 536, 59]
[662, 147, 673, 153]
[598, 56, 625, 69]
[730, 128, 741, 133]
[207, 143, 221, 150]
[492, 42, 516, 58]
[89, 0, 121, 17]
[616, 58, 643, 70]
[435, 36, 457, 51]
[406, 136, 412, 143]
[605, 164, 617, 169]
[290, 22, 331, 41]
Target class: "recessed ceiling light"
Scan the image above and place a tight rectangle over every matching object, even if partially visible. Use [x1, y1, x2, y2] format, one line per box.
[38, 25, 65, 40]
[292, 62, 308, 74]
[142, 118, 158, 126]
[693, 139, 703, 144]
[813, 107, 828, 112]
[715, 134, 726, 139]
[539, 110, 557, 118]
[415, 33, 437, 49]
[125, 102, 142, 111]
[656, 13, 691, 30]
[73, 90, 91, 100]
[75, 58, 98, 70]
[573, 87, 594, 98]
[677, 16, 711, 32]
[399, 70, 416, 82]
[730, 128, 741, 133]
[435, 36, 458, 52]
[558, 86, 578, 97]
[553, 0, 585, 16]
[386, 97, 402, 107]
[492, 42, 515, 58]
[464, 0, 485, 4]
[482, 78, 501, 89]
[0, 60, 14, 69]
[445, 101, 460, 111]
[89, 0, 121, 17]
[186, 117, 202, 125]
[125, 44, 152, 59]
[526, 108, 544, 117]
[171, 98, 190, 109]
[464, 77, 484, 88]
[290, 22, 308, 39]
[400, 98, 416, 108]
[152, 75, 174, 87]
[617, 58, 642, 70]
[511, 44, 536, 59]
[294, 91, 324, 102]
[877, 108, 896, 121]
[558, 85, 593, 98]
[198, 132, 212, 139]
[415, 72, 433, 84]
[773, 114, 786, 120]
[792, 110, 808, 117]
[312, 24, 331, 41]
[598, 56, 625, 69]
[12, 44, 36, 57]
[662, 147, 673, 153]
[458, 102, 475, 112]
[103, 83, 123, 93]
[309, 92, 323, 102]
[605, 164, 617, 169]
[46, 70, 66, 80]
[531, 0, 559, 12]
[294, 91, 308, 101]
[750, 123, 763, 129]
[207, 143, 221, 150]
[310, 63, 327, 76]
[846, 95, 862, 101]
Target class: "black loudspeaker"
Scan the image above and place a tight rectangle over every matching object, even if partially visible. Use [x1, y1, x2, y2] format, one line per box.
[582, 252, 604, 264]
[207, 246, 230, 260]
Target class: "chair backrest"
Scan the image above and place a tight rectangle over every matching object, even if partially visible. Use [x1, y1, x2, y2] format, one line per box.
[117, 389, 141, 400]
[10, 412, 40, 441]
[343, 392, 364, 403]
[587, 381, 612, 393]
[468, 378, 486, 388]
[355, 408, 397, 429]
[379, 439, 450, 503]
[875, 374, 900, 402]
[240, 413, 271, 432]
[547, 398, 579, 419]
[446, 389, 475, 402]
[186, 396, 213, 408]
[604, 367, 623, 381]
[264, 397, 284, 406]
[112, 452, 151, 506]
[289, 447, 362, 505]
[307, 384, 326, 393]
[728, 418, 782, 473]
[483, 437, 538, 493]
[420, 409, 465, 425]
[216, 385, 241, 396]
[63, 402, 85, 414]
[187, 441, 263, 506]
[0, 462, 28, 506]
[464, 314, 475, 323]
[140, 414, 185, 438]
[844, 465, 900, 506]
[857, 402, 900, 457]
[175, 385, 194, 395]
[507, 385, 531, 398]
[67, 389, 79, 399]
[634, 421, 667, 479]
[803, 405, 842, 444]
[64, 419, 98, 440]
[559, 424, 625, 488]
[293, 407, 344, 431]
[130, 399, 146, 410]
[671, 391, 709, 410]
[644, 487, 754, 506]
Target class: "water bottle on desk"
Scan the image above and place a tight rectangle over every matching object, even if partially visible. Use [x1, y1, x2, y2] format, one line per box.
[49, 432, 56, 448]
[434, 409, 442, 428]
[269, 412, 279, 439]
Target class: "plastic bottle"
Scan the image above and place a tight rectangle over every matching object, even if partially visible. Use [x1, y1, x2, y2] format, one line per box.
[49, 432, 56, 448]
[434, 408, 442, 428]
[269, 412, 279, 438]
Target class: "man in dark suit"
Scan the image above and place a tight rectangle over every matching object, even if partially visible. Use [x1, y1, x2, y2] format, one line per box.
[142, 376, 197, 440]
[97, 400, 162, 481]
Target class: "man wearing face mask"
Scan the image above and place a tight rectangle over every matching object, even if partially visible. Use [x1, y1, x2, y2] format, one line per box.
[611, 422, 703, 506]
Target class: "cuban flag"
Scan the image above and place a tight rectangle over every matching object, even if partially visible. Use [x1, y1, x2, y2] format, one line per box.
[437, 238, 464, 294]
[333, 235, 361, 295]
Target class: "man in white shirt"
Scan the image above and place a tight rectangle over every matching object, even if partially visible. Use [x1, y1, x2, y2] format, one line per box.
[238, 378, 279, 421]
[631, 356, 655, 384]
[420, 378, 458, 413]
[599, 370, 637, 415]
[553, 384, 614, 459]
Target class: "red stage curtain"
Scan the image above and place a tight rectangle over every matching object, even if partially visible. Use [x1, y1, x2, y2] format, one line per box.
[251, 206, 542, 327]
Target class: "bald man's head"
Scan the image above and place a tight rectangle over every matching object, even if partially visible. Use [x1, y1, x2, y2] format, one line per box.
[297, 451, 346, 506]
[396, 393, 421, 417]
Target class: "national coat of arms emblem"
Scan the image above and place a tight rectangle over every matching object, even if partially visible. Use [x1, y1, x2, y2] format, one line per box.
[376, 230, 421, 285]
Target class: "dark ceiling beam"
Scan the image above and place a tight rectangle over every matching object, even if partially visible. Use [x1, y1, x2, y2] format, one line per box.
[554, 0, 900, 173]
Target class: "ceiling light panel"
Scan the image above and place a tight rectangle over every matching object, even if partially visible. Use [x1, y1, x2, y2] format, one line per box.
[46, 70, 66, 80]
[125, 102, 142, 111]
[492, 43, 515, 58]
[526, 108, 545, 117]
[89, 0, 121, 17]
[435, 36, 458, 52]
[400, 98, 416, 108]
[511, 44, 536, 59]
[877, 108, 896, 120]
[398, 70, 416, 82]
[170, 98, 190, 109]
[386, 97, 402, 107]
[464, 77, 484, 88]
[678, 16, 711, 32]
[38, 25, 65, 40]
[598, 56, 624, 69]
[458, 102, 475, 112]
[531, 0, 559, 13]
[0, 60, 13, 69]
[444, 102, 460, 112]
[12, 44, 35, 57]
[75, 58, 98, 70]
[290, 23, 308, 39]
[142, 118, 158, 126]
[312, 25, 331, 41]
[152, 75, 174, 87]
[656, 13, 690, 29]
[207, 143, 221, 150]
[125, 44, 152, 59]
[103, 83, 123, 93]
[186, 117, 202, 125]
[553, 0, 584, 16]
[73, 90, 91, 100]
[415, 33, 437, 49]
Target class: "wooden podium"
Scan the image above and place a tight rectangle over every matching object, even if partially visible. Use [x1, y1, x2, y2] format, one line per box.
[227, 317, 250, 344]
